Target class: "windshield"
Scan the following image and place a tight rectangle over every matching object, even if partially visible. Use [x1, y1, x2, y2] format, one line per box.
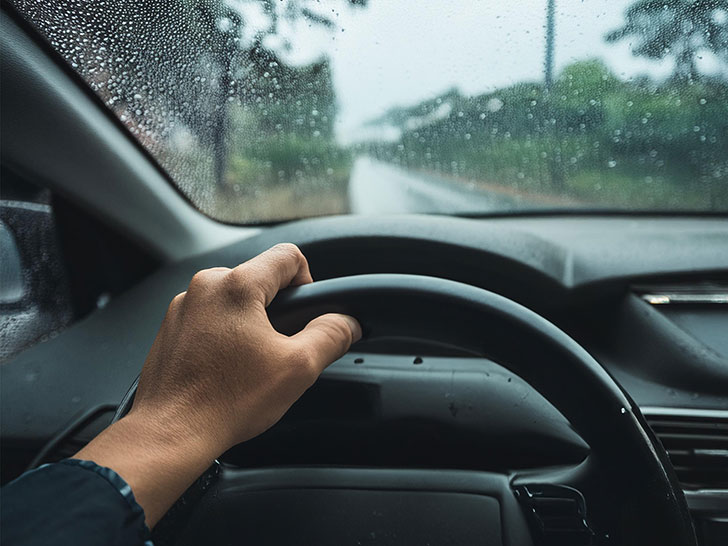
[11, 0, 728, 222]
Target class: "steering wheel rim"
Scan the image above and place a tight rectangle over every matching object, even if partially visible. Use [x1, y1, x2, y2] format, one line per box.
[115, 273, 696, 545]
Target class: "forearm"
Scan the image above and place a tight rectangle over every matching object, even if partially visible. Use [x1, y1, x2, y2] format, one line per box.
[74, 244, 359, 528]
[74, 410, 223, 527]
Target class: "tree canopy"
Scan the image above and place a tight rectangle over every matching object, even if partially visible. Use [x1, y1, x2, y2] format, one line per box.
[606, 0, 728, 81]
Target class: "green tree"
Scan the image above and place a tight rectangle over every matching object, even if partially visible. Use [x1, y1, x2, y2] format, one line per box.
[606, 0, 728, 81]
[180, 0, 367, 186]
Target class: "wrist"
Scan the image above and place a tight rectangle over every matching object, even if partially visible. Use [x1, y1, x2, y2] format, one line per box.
[123, 405, 228, 461]
[74, 408, 224, 527]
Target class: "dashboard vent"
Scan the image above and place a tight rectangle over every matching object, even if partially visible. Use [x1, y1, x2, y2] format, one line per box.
[645, 411, 728, 490]
[513, 484, 594, 545]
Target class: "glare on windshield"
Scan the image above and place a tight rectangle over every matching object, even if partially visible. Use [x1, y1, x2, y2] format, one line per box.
[12, 0, 728, 222]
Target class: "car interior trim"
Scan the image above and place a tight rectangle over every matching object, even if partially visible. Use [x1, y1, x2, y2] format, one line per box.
[0, 12, 256, 262]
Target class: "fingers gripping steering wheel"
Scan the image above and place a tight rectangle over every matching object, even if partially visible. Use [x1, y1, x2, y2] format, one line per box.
[114, 274, 696, 545]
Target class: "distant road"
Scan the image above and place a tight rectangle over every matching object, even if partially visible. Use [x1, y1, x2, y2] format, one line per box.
[348, 156, 520, 215]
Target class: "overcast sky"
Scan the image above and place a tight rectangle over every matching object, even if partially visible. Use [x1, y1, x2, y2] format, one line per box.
[254, 0, 725, 143]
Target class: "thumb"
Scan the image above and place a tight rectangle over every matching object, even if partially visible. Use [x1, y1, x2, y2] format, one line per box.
[290, 313, 362, 373]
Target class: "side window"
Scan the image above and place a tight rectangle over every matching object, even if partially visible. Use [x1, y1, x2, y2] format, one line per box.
[0, 171, 73, 361]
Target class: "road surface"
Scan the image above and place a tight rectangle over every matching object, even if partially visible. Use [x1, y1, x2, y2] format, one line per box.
[348, 157, 520, 215]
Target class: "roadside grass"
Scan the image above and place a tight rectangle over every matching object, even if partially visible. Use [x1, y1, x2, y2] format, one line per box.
[565, 169, 723, 210]
[209, 165, 351, 223]
[375, 134, 728, 211]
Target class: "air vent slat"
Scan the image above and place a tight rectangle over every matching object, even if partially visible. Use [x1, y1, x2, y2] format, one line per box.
[648, 419, 728, 431]
[672, 466, 728, 474]
[669, 454, 728, 466]
[656, 433, 728, 444]
[645, 411, 728, 491]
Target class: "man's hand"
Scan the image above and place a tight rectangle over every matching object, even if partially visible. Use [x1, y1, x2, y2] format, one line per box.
[75, 244, 361, 527]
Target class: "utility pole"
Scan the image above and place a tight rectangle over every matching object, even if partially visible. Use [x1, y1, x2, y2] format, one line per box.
[544, 0, 556, 90]
[543, 0, 563, 189]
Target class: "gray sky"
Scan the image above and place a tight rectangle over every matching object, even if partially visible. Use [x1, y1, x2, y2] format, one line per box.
[251, 0, 725, 143]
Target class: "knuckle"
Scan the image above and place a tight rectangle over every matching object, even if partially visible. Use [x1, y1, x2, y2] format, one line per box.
[320, 319, 352, 347]
[288, 347, 318, 379]
[226, 266, 258, 297]
[273, 242, 302, 256]
[273, 242, 304, 263]
[188, 269, 214, 290]
[167, 291, 186, 313]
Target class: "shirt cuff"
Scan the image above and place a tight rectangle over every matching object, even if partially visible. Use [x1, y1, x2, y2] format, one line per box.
[60, 458, 154, 545]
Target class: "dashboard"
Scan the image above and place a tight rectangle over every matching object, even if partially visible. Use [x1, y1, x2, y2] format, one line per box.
[1, 214, 727, 544]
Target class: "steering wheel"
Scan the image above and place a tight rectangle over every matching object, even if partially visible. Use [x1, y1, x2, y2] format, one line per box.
[114, 274, 696, 545]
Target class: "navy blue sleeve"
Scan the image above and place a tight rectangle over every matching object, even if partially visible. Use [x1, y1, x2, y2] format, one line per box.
[0, 459, 152, 546]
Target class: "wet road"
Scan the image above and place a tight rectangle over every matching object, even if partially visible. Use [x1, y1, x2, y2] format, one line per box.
[348, 157, 520, 214]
